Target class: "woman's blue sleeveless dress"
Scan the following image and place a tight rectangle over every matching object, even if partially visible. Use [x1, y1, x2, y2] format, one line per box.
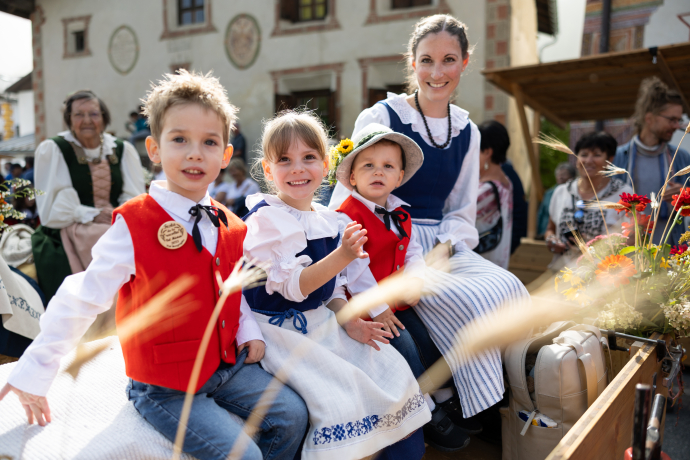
[380, 101, 529, 417]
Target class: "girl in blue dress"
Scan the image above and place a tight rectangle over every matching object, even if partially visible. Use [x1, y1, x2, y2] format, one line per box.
[241, 110, 430, 460]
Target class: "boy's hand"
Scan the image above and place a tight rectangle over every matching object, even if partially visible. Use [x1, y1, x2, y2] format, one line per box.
[372, 307, 405, 338]
[238, 340, 265, 364]
[343, 318, 393, 351]
[0, 383, 52, 426]
[340, 222, 368, 261]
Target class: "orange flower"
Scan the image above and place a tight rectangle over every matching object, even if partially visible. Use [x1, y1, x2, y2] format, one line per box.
[595, 254, 637, 287]
[0, 215, 5, 222]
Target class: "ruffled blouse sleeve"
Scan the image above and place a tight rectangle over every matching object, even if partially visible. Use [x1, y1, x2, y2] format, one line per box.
[34, 139, 101, 229]
[243, 206, 310, 302]
[438, 121, 481, 251]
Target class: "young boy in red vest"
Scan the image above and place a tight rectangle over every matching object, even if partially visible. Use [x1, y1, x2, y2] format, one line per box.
[334, 123, 471, 452]
[1, 70, 308, 460]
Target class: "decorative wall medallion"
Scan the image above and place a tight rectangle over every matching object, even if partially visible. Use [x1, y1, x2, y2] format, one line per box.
[108, 25, 139, 75]
[225, 14, 261, 70]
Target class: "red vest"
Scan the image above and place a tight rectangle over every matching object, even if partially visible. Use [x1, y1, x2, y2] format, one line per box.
[113, 194, 247, 392]
[337, 195, 412, 314]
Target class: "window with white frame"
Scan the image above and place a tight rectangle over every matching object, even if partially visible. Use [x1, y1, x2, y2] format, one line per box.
[161, 0, 215, 39]
[62, 16, 91, 58]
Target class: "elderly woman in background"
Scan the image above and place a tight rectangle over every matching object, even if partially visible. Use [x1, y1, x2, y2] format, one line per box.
[31, 90, 145, 304]
[475, 120, 513, 269]
[544, 131, 633, 269]
[224, 158, 259, 217]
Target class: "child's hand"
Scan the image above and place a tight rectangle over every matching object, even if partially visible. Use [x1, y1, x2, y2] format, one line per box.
[340, 222, 368, 261]
[0, 383, 52, 426]
[372, 307, 405, 338]
[238, 340, 265, 364]
[343, 318, 393, 351]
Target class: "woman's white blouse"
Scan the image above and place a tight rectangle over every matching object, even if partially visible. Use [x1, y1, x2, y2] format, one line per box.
[329, 92, 481, 250]
[35, 131, 146, 229]
[335, 190, 425, 318]
[243, 193, 347, 304]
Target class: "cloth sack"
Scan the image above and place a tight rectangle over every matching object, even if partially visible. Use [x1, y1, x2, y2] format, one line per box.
[0, 224, 35, 268]
[501, 322, 608, 460]
[0, 254, 45, 340]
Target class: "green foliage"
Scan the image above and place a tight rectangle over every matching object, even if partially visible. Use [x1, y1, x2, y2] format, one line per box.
[539, 117, 570, 190]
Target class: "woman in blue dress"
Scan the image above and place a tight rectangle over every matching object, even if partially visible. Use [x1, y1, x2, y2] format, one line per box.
[330, 14, 529, 431]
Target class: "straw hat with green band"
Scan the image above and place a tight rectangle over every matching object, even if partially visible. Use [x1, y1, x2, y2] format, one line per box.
[329, 123, 424, 191]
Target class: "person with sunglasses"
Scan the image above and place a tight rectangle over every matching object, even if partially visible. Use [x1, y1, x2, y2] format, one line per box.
[544, 132, 633, 270]
[613, 77, 689, 244]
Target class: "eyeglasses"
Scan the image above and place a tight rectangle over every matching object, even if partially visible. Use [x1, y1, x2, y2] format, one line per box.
[656, 114, 683, 125]
[574, 200, 585, 224]
[72, 112, 102, 120]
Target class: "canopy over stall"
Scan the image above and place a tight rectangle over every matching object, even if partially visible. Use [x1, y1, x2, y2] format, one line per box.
[482, 42, 690, 238]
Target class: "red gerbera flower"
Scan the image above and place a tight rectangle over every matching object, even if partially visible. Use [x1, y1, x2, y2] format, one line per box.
[670, 244, 688, 256]
[595, 254, 637, 287]
[617, 193, 652, 216]
[672, 188, 690, 217]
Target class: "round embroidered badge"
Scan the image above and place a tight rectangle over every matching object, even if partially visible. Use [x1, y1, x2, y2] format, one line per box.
[158, 222, 187, 250]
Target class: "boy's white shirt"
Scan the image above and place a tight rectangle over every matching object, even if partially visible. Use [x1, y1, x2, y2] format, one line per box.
[7, 181, 264, 397]
[335, 190, 425, 318]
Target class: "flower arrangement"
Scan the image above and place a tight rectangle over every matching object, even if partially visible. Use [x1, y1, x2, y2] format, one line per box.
[0, 178, 43, 232]
[551, 125, 690, 337]
[327, 138, 354, 185]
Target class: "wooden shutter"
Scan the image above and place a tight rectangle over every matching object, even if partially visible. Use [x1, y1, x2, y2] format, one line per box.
[280, 0, 298, 22]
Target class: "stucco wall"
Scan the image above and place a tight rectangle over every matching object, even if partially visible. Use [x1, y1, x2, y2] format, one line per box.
[35, 0, 488, 164]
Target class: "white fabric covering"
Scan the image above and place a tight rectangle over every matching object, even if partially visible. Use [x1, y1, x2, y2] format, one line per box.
[0, 337, 216, 460]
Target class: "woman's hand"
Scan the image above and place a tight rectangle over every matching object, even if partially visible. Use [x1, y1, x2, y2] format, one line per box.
[338, 222, 368, 261]
[372, 307, 405, 338]
[238, 340, 265, 364]
[343, 318, 393, 351]
[545, 234, 569, 254]
[426, 242, 451, 271]
[93, 207, 114, 225]
[0, 383, 52, 426]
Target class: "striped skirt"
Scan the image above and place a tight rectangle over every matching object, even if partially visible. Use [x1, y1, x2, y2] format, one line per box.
[413, 222, 529, 418]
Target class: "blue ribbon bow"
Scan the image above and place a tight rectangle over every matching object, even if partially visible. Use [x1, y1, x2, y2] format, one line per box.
[267, 308, 308, 335]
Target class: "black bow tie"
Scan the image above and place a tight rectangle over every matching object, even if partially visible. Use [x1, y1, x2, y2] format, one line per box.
[189, 204, 228, 252]
[375, 207, 409, 239]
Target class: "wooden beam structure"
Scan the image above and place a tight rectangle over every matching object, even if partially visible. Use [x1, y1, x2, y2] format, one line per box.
[656, 50, 690, 114]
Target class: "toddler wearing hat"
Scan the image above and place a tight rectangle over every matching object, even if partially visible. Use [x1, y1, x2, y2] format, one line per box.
[333, 123, 471, 452]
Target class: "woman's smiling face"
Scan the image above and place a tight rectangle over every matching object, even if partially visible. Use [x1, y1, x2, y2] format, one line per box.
[413, 31, 467, 103]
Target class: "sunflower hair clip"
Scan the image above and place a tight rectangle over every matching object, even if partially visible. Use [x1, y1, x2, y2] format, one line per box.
[327, 138, 354, 185]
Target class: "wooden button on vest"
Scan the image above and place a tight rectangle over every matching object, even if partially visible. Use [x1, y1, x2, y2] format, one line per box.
[218, 289, 223, 296]
[216, 257, 220, 266]
[222, 320, 225, 328]
[399, 244, 404, 250]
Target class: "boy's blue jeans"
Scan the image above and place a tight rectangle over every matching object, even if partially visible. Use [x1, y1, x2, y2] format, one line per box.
[127, 349, 308, 460]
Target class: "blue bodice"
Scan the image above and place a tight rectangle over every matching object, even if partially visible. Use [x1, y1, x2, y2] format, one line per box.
[380, 101, 472, 220]
[242, 201, 339, 332]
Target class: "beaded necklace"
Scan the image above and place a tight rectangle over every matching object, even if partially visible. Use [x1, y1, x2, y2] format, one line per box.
[414, 89, 452, 149]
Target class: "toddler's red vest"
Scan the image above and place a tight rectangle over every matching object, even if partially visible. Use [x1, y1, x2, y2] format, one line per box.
[337, 195, 412, 314]
[113, 194, 247, 392]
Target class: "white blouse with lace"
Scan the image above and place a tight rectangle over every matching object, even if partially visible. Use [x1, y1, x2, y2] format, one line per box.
[329, 92, 481, 251]
[34, 131, 146, 229]
[243, 193, 347, 305]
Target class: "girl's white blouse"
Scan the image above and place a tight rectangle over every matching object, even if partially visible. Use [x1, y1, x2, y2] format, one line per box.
[34, 131, 146, 229]
[243, 193, 347, 304]
[329, 92, 481, 250]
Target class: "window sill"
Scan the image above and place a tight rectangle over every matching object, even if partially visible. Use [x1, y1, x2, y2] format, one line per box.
[63, 50, 92, 59]
[271, 16, 340, 36]
[160, 22, 217, 40]
[365, 0, 450, 25]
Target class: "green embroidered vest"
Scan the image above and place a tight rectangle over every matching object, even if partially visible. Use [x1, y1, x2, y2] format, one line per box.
[50, 136, 124, 208]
